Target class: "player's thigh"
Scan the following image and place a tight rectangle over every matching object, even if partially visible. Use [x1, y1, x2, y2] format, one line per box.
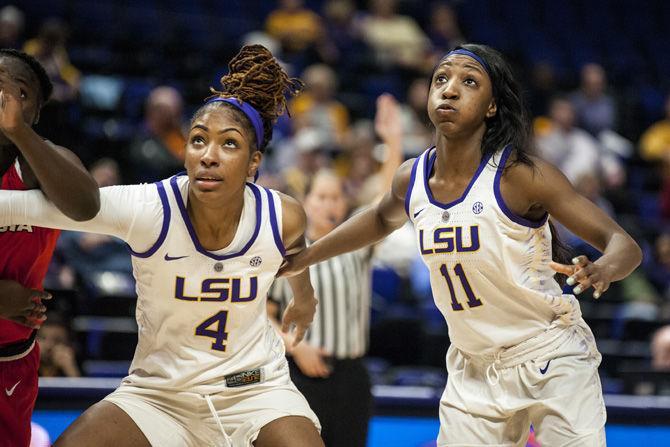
[528, 354, 606, 446]
[54, 401, 150, 447]
[254, 415, 324, 447]
[438, 401, 529, 447]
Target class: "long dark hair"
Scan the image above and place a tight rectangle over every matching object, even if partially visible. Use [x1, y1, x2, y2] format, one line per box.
[446, 44, 572, 272]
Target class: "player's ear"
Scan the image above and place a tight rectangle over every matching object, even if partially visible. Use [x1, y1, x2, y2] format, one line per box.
[33, 109, 40, 126]
[486, 99, 497, 119]
[247, 151, 262, 179]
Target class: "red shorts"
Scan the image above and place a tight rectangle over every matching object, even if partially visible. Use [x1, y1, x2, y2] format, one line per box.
[0, 343, 39, 447]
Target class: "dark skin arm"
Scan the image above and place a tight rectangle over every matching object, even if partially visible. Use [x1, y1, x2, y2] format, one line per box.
[0, 84, 100, 221]
[501, 155, 642, 298]
[277, 192, 318, 347]
[280, 159, 413, 275]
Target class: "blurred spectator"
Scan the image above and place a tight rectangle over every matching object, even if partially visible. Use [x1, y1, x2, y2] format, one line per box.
[399, 78, 433, 156]
[24, 18, 81, 147]
[280, 127, 332, 200]
[646, 232, 670, 298]
[291, 64, 350, 147]
[427, 2, 465, 56]
[651, 325, 670, 371]
[128, 86, 186, 183]
[536, 97, 623, 187]
[37, 312, 80, 378]
[0, 5, 24, 48]
[24, 18, 80, 103]
[639, 93, 670, 163]
[322, 0, 364, 65]
[359, 0, 430, 71]
[341, 120, 377, 204]
[91, 157, 121, 188]
[265, 0, 325, 56]
[528, 62, 558, 118]
[569, 63, 617, 136]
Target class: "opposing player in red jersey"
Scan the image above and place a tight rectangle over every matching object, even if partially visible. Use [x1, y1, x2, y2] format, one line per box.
[0, 49, 99, 447]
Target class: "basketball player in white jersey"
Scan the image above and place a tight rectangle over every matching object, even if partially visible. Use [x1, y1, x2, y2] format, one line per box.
[0, 45, 324, 447]
[281, 44, 642, 446]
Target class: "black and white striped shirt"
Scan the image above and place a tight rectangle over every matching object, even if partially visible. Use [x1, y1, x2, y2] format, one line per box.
[269, 246, 372, 359]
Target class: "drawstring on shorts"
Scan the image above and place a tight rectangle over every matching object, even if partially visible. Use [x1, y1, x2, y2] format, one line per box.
[485, 351, 502, 386]
[204, 394, 233, 447]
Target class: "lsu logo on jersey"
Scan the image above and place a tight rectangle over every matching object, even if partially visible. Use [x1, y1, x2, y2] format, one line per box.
[419, 225, 479, 255]
[174, 276, 258, 302]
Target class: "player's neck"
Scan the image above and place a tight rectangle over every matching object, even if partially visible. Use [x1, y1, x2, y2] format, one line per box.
[186, 189, 245, 251]
[434, 132, 484, 180]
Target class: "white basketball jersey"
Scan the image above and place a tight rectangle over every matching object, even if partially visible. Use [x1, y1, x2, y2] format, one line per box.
[406, 146, 582, 355]
[124, 174, 287, 394]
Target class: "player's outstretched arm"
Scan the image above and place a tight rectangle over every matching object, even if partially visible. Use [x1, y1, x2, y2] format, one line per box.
[0, 184, 159, 250]
[0, 85, 99, 221]
[280, 159, 413, 277]
[277, 192, 317, 347]
[504, 157, 642, 299]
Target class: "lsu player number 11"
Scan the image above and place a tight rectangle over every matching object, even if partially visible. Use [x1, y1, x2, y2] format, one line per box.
[281, 44, 642, 447]
[0, 45, 325, 447]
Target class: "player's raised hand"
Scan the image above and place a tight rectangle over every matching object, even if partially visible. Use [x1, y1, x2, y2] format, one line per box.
[0, 280, 51, 328]
[550, 255, 612, 299]
[281, 295, 317, 347]
[0, 82, 29, 138]
[374, 93, 402, 144]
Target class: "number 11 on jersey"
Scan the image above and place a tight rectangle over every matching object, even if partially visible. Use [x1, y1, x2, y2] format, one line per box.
[439, 263, 483, 311]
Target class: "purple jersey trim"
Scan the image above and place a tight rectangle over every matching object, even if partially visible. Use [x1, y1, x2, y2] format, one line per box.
[423, 148, 492, 210]
[170, 174, 262, 260]
[264, 187, 286, 257]
[127, 180, 171, 258]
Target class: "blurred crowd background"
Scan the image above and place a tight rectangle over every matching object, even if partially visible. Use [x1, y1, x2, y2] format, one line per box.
[3, 0, 670, 397]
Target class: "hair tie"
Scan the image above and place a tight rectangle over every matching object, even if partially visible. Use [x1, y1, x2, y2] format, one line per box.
[444, 48, 491, 76]
[205, 97, 264, 148]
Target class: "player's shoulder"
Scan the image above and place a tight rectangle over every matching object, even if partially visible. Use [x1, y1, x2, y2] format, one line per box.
[391, 157, 418, 201]
[502, 152, 562, 185]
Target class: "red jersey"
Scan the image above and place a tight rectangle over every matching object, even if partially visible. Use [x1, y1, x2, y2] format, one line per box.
[0, 160, 59, 347]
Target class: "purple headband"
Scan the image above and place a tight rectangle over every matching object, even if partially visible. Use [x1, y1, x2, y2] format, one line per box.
[205, 97, 265, 148]
[444, 48, 491, 76]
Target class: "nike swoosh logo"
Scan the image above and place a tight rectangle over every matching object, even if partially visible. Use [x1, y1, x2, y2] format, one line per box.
[164, 254, 188, 261]
[539, 360, 551, 374]
[413, 208, 425, 218]
[5, 380, 20, 396]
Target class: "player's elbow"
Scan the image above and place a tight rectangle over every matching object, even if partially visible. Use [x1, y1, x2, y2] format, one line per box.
[629, 237, 643, 269]
[67, 190, 101, 221]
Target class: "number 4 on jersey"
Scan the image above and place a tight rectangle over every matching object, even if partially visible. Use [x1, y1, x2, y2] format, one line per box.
[439, 263, 483, 311]
[195, 310, 229, 351]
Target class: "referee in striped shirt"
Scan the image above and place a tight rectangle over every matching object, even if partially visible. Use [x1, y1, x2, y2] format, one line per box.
[268, 93, 403, 447]
[268, 170, 374, 447]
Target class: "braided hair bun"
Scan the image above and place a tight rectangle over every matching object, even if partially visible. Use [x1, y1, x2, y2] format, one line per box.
[208, 44, 303, 151]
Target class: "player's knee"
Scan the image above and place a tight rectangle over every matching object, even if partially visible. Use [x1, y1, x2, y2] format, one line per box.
[254, 416, 324, 447]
